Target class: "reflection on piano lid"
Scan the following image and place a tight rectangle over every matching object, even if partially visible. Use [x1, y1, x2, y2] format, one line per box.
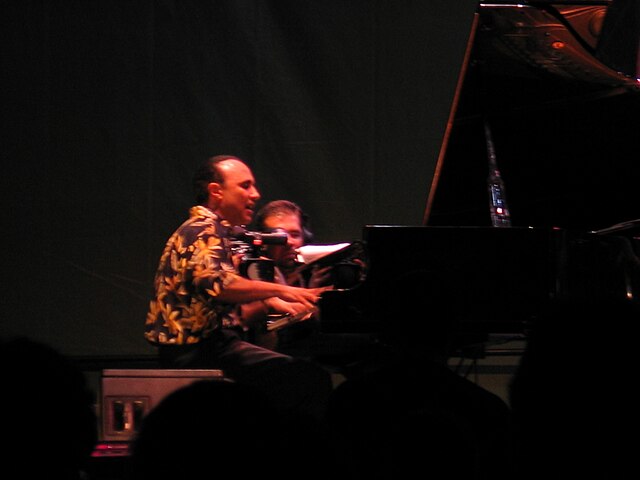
[427, 1, 640, 232]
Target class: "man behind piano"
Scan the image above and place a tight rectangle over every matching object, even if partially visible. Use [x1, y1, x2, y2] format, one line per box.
[252, 199, 332, 288]
[247, 200, 369, 360]
[242, 200, 331, 352]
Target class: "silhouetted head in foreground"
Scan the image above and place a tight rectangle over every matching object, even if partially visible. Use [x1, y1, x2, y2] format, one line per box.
[130, 378, 330, 480]
[0, 336, 98, 479]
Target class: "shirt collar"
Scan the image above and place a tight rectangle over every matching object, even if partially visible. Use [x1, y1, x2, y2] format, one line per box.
[189, 205, 233, 228]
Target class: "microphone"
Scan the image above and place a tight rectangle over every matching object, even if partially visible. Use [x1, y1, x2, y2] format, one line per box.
[231, 226, 288, 246]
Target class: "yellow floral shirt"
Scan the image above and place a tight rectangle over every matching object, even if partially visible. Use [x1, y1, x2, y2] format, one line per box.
[145, 206, 241, 345]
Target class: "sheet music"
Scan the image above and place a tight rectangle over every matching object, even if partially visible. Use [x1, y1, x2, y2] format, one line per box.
[296, 243, 352, 264]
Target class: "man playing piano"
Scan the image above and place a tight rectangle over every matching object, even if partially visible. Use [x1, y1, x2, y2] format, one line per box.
[144, 155, 333, 425]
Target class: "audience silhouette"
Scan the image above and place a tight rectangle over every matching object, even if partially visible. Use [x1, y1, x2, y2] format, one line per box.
[509, 298, 637, 479]
[0, 336, 98, 480]
[325, 269, 515, 480]
[129, 378, 336, 480]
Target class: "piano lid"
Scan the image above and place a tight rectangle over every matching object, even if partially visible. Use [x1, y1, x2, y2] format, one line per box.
[425, 0, 640, 233]
[472, 1, 639, 88]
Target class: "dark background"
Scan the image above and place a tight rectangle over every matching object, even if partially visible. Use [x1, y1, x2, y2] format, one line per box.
[2, 1, 477, 358]
[2, 1, 638, 359]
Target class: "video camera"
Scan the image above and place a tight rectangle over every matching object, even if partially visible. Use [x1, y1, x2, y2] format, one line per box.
[230, 226, 288, 281]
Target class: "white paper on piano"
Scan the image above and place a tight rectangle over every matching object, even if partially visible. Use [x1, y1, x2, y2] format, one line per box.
[296, 243, 352, 264]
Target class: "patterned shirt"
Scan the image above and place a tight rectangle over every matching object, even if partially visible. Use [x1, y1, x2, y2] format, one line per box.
[145, 205, 242, 345]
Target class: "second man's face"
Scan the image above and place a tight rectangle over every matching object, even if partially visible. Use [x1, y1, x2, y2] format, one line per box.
[262, 212, 304, 270]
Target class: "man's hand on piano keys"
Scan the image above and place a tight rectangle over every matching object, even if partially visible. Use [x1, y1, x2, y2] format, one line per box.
[263, 297, 308, 317]
[265, 285, 332, 312]
[265, 307, 319, 332]
[270, 284, 333, 310]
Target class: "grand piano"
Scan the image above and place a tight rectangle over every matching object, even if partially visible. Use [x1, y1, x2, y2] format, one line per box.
[314, 0, 640, 350]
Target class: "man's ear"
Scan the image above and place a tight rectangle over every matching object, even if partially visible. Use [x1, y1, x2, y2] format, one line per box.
[207, 182, 223, 200]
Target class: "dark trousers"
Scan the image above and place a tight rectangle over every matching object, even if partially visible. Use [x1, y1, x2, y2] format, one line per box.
[158, 329, 333, 425]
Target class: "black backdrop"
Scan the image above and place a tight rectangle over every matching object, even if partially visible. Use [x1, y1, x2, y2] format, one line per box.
[2, 1, 478, 358]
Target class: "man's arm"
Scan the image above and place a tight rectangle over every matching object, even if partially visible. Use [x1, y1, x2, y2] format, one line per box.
[216, 275, 328, 310]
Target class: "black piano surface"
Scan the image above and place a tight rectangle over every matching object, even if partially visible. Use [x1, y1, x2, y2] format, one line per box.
[319, 225, 639, 341]
[318, 2, 640, 346]
[426, 1, 639, 232]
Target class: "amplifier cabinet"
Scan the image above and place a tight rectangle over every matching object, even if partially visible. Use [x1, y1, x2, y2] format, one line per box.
[100, 369, 226, 442]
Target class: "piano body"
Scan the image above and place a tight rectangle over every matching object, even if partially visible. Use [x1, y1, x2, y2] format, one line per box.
[315, 0, 640, 349]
